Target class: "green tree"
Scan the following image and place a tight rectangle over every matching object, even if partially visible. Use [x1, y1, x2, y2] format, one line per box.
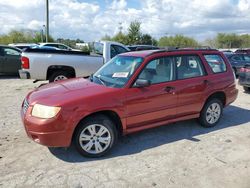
[215, 33, 242, 48]
[0, 29, 54, 44]
[158, 35, 199, 47]
[101, 34, 112, 41]
[239, 34, 250, 48]
[100, 20, 157, 46]
[141, 34, 157, 45]
[113, 32, 129, 45]
[203, 38, 217, 48]
[127, 20, 142, 45]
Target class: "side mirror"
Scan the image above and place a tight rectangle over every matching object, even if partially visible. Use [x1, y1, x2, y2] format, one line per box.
[134, 79, 151, 88]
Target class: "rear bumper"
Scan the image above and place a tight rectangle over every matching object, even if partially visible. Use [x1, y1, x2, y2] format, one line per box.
[225, 87, 238, 106]
[19, 69, 30, 79]
[239, 76, 250, 87]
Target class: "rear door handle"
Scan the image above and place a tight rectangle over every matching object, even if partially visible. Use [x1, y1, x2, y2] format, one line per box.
[164, 86, 175, 93]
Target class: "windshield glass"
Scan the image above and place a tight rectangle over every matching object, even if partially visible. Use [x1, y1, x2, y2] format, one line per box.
[93, 55, 143, 88]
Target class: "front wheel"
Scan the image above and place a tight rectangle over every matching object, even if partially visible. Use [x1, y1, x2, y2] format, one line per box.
[199, 99, 223, 128]
[74, 115, 118, 158]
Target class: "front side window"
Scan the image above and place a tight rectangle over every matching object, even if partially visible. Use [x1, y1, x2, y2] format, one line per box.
[138, 57, 174, 84]
[93, 55, 143, 88]
[4, 48, 20, 56]
[176, 55, 205, 79]
[231, 55, 243, 61]
[204, 54, 227, 73]
[58, 45, 68, 50]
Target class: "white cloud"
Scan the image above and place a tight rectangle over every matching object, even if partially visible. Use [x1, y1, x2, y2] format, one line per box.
[110, 0, 127, 10]
[0, 0, 250, 42]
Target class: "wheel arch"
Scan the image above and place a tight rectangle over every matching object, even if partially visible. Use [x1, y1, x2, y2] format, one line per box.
[72, 110, 124, 142]
[46, 65, 76, 80]
[204, 91, 226, 108]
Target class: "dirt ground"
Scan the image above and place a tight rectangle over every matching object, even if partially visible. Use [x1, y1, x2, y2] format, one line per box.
[0, 76, 250, 188]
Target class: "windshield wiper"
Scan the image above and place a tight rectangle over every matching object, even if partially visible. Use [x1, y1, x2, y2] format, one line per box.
[94, 75, 106, 86]
[89, 74, 93, 82]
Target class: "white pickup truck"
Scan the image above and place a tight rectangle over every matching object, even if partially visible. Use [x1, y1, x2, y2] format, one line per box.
[19, 41, 129, 82]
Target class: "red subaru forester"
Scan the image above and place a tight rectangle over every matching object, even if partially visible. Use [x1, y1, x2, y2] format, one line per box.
[21, 49, 238, 157]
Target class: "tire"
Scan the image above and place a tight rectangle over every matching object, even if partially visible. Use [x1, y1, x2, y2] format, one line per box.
[49, 70, 71, 83]
[199, 98, 223, 128]
[243, 86, 250, 92]
[74, 115, 118, 158]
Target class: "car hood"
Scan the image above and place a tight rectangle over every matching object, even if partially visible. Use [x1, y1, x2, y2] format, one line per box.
[27, 78, 115, 106]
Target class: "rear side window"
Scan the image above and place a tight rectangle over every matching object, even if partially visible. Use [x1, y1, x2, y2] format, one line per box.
[58, 45, 67, 49]
[110, 45, 128, 59]
[204, 54, 226, 73]
[176, 55, 205, 80]
[244, 55, 250, 61]
[4, 48, 20, 56]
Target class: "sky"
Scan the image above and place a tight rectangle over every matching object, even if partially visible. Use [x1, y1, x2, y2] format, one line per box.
[0, 0, 250, 42]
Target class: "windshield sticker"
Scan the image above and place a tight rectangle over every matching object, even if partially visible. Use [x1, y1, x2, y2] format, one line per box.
[112, 72, 129, 78]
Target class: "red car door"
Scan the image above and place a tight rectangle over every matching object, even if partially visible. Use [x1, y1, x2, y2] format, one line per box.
[125, 56, 178, 129]
[174, 55, 208, 117]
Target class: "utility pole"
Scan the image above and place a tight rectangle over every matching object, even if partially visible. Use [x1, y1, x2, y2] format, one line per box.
[45, 0, 49, 42]
[118, 22, 123, 33]
[41, 29, 44, 42]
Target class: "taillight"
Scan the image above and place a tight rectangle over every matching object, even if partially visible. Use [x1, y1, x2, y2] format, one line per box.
[21, 56, 29, 69]
[240, 67, 250, 73]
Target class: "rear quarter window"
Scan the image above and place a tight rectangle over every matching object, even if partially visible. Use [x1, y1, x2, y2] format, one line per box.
[204, 54, 227, 73]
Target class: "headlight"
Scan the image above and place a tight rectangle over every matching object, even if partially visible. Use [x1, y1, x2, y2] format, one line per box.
[31, 104, 61, 119]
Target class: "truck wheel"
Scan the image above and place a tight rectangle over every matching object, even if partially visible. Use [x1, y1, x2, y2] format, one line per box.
[49, 71, 70, 82]
[243, 86, 250, 92]
[74, 115, 118, 158]
[199, 98, 223, 128]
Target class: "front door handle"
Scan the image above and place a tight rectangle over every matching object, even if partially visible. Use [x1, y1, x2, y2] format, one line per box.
[203, 80, 210, 85]
[164, 86, 175, 93]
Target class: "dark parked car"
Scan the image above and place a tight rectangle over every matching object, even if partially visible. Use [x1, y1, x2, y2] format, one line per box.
[21, 49, 238, 157]
[239, 64, 250, 92]
[128, 45, 160, 51]
[224, 53, 250, 76]
[0, 45, 21, 75]
[235, 49, 250, 54]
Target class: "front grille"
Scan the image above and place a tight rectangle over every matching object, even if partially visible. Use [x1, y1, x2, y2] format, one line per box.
[23, 99, 29, 114]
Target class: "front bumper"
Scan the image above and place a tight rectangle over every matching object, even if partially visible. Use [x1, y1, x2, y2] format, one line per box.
[19, 69, 30, 79]
[21, 104, 73, 147]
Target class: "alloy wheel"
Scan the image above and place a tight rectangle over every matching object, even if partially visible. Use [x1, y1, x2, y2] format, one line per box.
[205, 103, 221, 124]
[79, 124, 111, 154]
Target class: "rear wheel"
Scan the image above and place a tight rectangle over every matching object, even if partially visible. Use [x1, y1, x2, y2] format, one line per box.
[49, 70, 71, 82]
[199, 98, 223, 128]
[243, 86, 250, 92]
[74, 115, 118, 158]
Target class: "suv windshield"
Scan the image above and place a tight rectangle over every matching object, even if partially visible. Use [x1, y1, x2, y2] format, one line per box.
[92, 55, 143, 88]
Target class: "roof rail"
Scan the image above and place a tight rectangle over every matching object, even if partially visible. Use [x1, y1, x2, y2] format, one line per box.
[148, 46, 218, 56]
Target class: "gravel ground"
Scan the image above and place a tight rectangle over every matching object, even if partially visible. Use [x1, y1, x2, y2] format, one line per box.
[0, 76, 250, 188]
